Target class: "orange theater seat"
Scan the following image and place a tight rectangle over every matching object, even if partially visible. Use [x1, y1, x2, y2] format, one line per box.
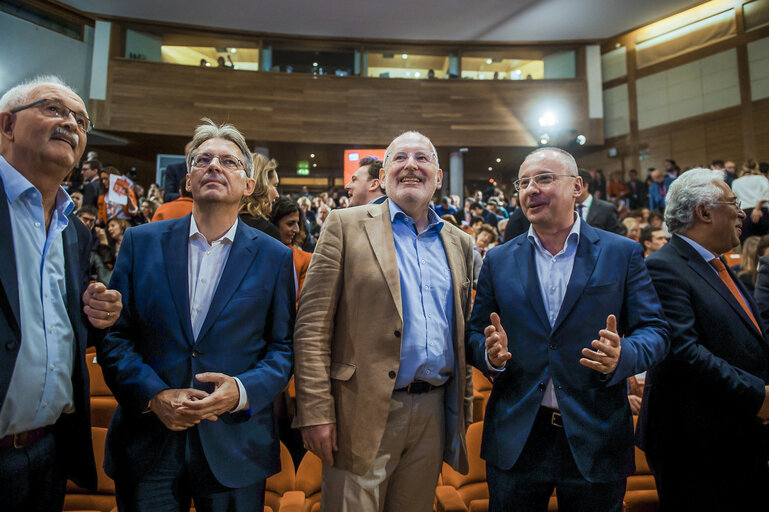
[63, 427, 116, 512]
[86, 353, 118, 428]
[265, 442, 305, 512]
[295, 450, 323, 512]
[472, 368, 492, 423]
[623, 419, 658, 512]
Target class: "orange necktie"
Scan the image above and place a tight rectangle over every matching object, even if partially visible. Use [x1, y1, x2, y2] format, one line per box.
[709, 258, 762, 333]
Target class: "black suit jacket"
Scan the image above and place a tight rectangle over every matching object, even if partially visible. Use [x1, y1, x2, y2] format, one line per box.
[755, 254, 769, 326]
[639, 236, 769, 468]
[163, 162, 187, 203]
[503, 208, 530, 243]
[0, 178, 96, 489]
[82, 178, 101, 207]
[585, 197, 625, 235]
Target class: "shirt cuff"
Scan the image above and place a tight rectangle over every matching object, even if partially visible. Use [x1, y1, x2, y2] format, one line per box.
[232, 377, 249, 412]
[485, 350, 506, 372]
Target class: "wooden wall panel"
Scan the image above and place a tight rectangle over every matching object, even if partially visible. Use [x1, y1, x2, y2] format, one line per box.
[754, 99, 769, 163]
[95, 58, 600, 147]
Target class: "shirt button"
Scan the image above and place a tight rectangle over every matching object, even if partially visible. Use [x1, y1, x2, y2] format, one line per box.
[421, 259, 426, 264]
[551, 286, 555, 291]
[427, 313, 432, 318]
[50, 364, 55, 371]
[426, 370, 431, 375]
[35, 222, 41, 227]
[206, 250, 211, 255]
[430, 342, 435, 346]
[48, 327, 53, 333]
[549, 343, 558, 350]
[45, 292, 49, 298]
[200, 278, 206, 283]
[42, 402, 48, 408]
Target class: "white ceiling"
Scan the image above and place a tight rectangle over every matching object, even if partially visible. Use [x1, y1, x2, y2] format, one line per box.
[60, 0, 702, 42]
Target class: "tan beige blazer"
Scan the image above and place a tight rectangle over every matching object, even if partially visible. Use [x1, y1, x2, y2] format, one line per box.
[293, 200, 475, 476]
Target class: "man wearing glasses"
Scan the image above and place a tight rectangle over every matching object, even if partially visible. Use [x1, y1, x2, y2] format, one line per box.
[639, 169, 769, 510]
[97, 119, 295, 511]
[294, 131, 475, 511]
[467, 147, 669, 512]
[0, 76, 123, 511]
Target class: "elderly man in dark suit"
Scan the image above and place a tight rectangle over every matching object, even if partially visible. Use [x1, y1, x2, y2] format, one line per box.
[0, 75, 122, 511]
[639, 168, 769, 510]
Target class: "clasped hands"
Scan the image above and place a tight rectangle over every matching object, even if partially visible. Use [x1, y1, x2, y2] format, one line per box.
[484, 312, 622, 374]
[150, 372, 241, 431]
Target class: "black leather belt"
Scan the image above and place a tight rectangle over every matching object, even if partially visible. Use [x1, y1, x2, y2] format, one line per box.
[538, 407, 564, 428]
[0, 427, 49, 449]
[395, 381, 447, 394]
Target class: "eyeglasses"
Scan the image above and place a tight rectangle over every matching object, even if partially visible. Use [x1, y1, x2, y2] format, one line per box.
[384, 151, 437, 166]
[191, 153, 245, 171]
[514, 173, 577, 191]
[715, 199, 742, 209]
[11, 98, 92, 133]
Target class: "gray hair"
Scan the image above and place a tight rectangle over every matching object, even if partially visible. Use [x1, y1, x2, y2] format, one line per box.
[383, 131, 440, 168]
[187, 118, 254, 178]
[520, 147, 578, 176]
[664, 168, 726, 234]
[0, 75, 77, 112]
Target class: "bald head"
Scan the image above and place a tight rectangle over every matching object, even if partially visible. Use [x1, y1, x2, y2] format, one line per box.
[519, 147, 578, 178]
[384, 131, 439, 168]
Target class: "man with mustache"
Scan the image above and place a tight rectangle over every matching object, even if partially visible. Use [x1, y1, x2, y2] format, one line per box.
[0, 76, 123, 511]
[97, 119, 295, 511]
[638, 168, 769, 510]
[294, 131, 475, 511]
[467, 147, 669, 512]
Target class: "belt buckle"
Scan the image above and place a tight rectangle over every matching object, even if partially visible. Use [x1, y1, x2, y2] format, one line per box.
[550, 411, 564, 428]
[13, 432, 28, 449]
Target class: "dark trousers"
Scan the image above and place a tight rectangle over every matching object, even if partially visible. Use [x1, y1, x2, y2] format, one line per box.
[650, 447, 769, 512]
[486, 408, 625, 512]
[115, 427, 265, 512]
[0, 430, 67, 512]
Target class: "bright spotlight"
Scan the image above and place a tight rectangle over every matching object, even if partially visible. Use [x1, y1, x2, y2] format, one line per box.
[576, 135, 586, 145]
[402, 54, 408, 59]
[539, 133, 550, 145]
[230, 48, 237, 54]
[415, 72, 421, 77]
[312, 62, 318, 67]
[486, 58, 492, 64]
[310, 153, 315, 158]
[496, 157, 501, 163]
[538, 111, 558, 128]
[488, 166, 493, 171]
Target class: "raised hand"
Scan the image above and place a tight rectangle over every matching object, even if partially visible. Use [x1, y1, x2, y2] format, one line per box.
[485, 312, 511, 368]
[82, 282, 122, 329]
[580, 314, 621, 374]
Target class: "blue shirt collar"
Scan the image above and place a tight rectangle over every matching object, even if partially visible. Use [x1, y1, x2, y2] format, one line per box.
[527, 213, 581, 257]
[388, 198, 444, 233]
[0, 155, 74, 216]
[675, 233, 718, 262]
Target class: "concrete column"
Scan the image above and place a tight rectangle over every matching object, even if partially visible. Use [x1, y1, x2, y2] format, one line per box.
[449, 151, 464, 202]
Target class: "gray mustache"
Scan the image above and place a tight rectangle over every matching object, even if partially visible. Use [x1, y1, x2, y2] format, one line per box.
[52, 126, 79, 146]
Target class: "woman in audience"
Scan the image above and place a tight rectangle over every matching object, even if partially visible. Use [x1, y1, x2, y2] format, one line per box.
[622, 217, 640, 241]
[732, 160, 769, 241]
[474, 224, 498, 257]
[607, 170, 629, 201]
[736, 236, 762, 293]
[91, 218, 131, 285]
[136, 198, 160, 224]
[270, 196, 312, 295]
[239, 153, 281, 240]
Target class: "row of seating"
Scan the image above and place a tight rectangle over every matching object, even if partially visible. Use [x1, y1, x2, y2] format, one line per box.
[75, 352, 658, 512]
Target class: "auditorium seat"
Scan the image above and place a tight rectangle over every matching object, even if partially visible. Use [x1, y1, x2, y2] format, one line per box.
[63, 427, 116, 512]
[265, 442, 305, 512]
[472, 368, 492, 423]
[623, 418, 658, 512]
[295, 450, 323, 512]
[86, 352, 118, 428]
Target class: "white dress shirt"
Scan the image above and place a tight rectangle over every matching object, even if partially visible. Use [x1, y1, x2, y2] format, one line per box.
[188, 215, 248, 411]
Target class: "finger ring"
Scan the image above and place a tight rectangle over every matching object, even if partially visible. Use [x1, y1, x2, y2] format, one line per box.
[106, 312, 111, 319]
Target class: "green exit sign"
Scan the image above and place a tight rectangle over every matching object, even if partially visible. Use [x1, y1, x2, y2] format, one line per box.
[297, 169, 310, 175]
[297, 160, 309, 175]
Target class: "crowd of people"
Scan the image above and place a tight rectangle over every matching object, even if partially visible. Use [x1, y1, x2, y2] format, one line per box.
[3, 74, 769, 512]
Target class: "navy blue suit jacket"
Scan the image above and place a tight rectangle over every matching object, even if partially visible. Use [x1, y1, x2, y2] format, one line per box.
[466, 222, 669, 483]
[98, 215, 295, 488]
[638, 236, 769, 466]
[0, 178, 97, 489]
[163, 162, 187, 203]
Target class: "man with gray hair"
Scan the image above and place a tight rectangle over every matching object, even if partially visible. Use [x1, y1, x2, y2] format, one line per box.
[294, 130, 475, 511]
[97, 119, 295, 511]
[638, 168, 769, 510]
[0, 75, 123, 511]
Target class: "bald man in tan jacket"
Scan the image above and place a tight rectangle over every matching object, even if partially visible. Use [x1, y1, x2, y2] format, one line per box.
[293, 131, 475, 512]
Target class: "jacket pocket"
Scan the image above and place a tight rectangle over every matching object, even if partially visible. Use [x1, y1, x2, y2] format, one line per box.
[330, 362, 356, 381]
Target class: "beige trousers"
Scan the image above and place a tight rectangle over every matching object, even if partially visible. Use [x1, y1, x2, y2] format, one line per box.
[320, 387, 446, 512]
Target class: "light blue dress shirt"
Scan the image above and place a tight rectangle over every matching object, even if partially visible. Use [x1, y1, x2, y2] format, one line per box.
[388, 200, 455, 388]
[527, 215, 582, 409]
[0, 156, 75, 436]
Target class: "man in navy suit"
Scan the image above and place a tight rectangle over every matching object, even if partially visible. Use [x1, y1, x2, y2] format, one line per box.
[639, 168, 769, 510]
[467, 147, 669, 512]
[98, 119, 295, 511]
[0, 76, 122, 511]
[163, 141, 193, 203]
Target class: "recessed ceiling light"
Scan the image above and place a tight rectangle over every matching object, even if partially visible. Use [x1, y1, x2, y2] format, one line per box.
[310, 153, 315, 158]
[230, 48, 237, 54]
[488, 166, 493, 171]
[312, 62, 318, 67]
[402, 54, 408, 59]
[486, 58, 492, 64]
[415, 72, 421, 77]
[312, 163, 317, 168]
[496, 158, 501, 163]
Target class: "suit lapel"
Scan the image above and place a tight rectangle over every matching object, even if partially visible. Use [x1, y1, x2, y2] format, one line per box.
[440, 226, 465, 355]
[0, 179, 20, 337]
[62, 222, 83, 337]
[195, 221, 260, 343]
[162, 216, 194, 344]
[512, 238, 550, 332]
[672, 237, 763, 339]
[552, 225, 601, 333]
[363, 201, 403, 321]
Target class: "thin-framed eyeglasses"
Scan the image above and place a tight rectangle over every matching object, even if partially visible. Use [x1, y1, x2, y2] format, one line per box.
[714, 199, 742, 209]
[384, 151, 437, 166]
[191, 153, 245, 171]
[514, 173, 577, 191]
[10, 98, 92, 133]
